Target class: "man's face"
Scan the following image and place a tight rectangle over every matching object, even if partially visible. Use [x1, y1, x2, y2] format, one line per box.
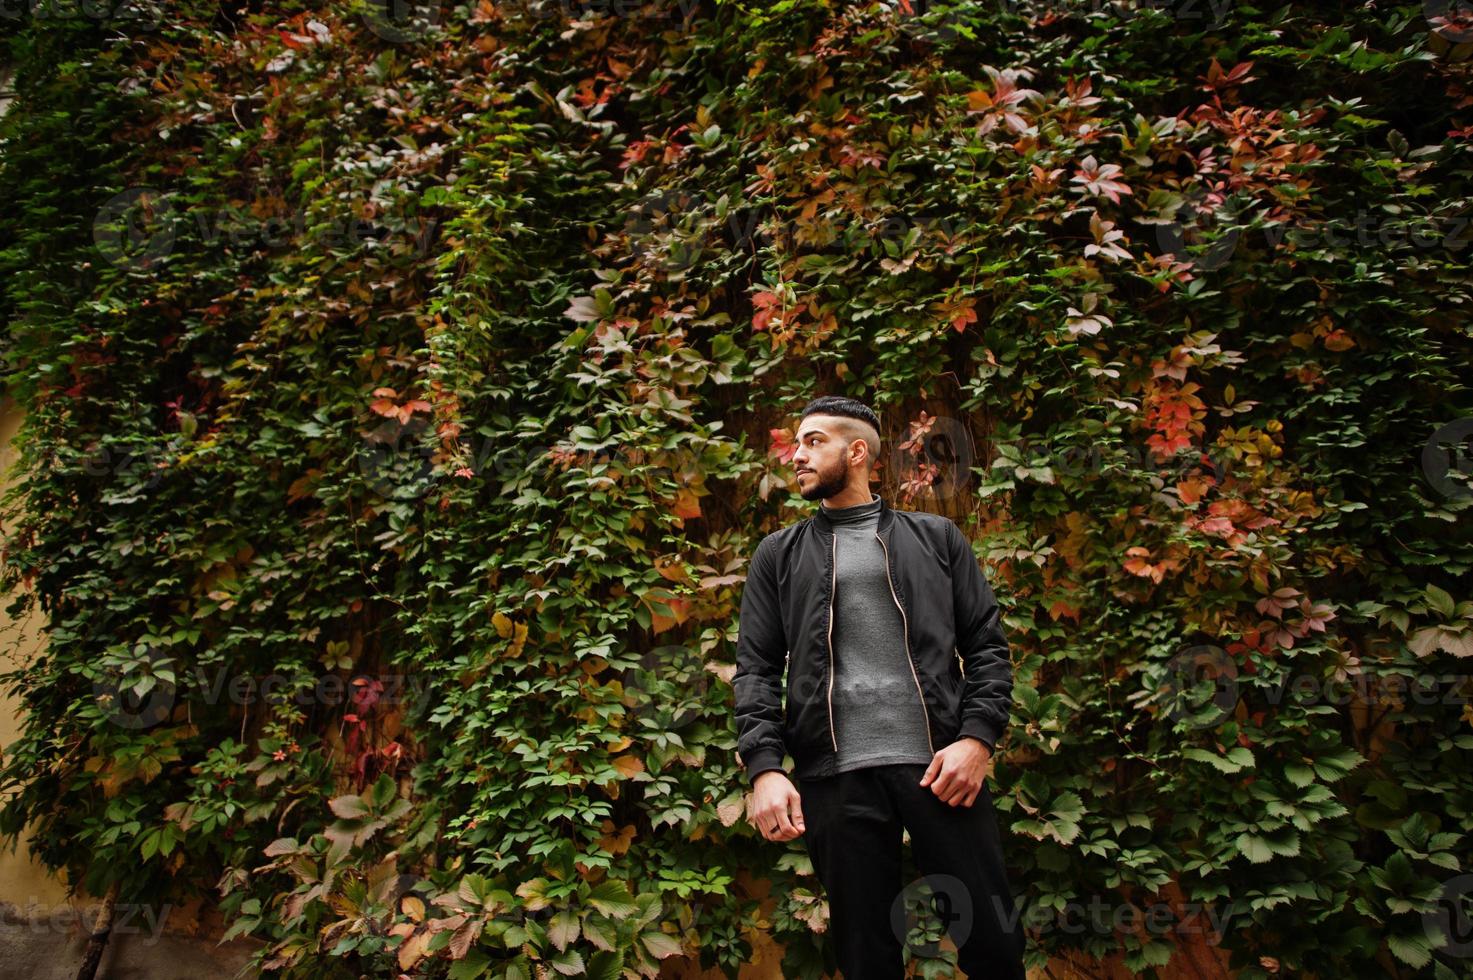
[792, 414, 862, 501]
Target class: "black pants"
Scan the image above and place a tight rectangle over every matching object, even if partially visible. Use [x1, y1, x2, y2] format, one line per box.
[797, 763, 1027, 980]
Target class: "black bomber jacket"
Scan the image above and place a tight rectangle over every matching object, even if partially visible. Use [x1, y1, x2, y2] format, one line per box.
[733, 494, 1015, 786]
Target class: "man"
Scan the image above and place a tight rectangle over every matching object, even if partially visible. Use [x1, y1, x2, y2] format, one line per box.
[732, 395, 1027, 979]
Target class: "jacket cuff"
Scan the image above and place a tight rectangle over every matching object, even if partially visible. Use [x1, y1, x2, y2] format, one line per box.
[741, 746, 788, 786]
[958, 716, 1004, 755]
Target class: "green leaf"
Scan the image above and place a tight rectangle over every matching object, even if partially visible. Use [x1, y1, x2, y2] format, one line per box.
[328, 795, 370, 820]
[583, 950, 625, 980]
[1235, 833, 1274, 863]
[548, 946, 586, 976]
[548, 909, 579, 951]
[1284, 763, 1315, 787]
[1387, 930, 1435, 968]
[448, 950, 492, 979]
[1424, 584, 1455, 618]
[1183, 747, 1247, 773]
[585, 880, 638, 919]
[1312, 748, 1364, 782]
[639, 929, 683, 959]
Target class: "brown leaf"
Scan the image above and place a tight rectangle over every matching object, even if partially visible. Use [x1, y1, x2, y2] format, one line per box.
[611, 754, 645, 778]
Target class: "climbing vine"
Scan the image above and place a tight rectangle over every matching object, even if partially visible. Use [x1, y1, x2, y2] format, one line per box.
[1, 1, 1471, 977]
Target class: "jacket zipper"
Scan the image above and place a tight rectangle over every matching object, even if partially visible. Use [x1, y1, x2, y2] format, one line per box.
[825, 533, 838, 754]
[877, 530, 935, 756]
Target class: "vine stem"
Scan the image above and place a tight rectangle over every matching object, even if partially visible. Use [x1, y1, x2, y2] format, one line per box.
[74, 880, 120, 980]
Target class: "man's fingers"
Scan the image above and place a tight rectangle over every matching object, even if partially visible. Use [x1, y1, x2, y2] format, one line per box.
[932, 769, 973, 806]
[754, 790, 804, 840]
[751, 801, 775, 838]
[929, 767, 953, 798]
[750, 777, 808, 841]
[919, 754, 942, 786]
[946, 781, 978, 807]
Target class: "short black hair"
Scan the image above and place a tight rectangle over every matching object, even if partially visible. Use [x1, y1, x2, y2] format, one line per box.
[799, 395, 880, 434]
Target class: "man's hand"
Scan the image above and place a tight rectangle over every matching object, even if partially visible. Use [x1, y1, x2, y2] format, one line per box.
[748, 770, 806, 841]
[919, 737, 992, 807]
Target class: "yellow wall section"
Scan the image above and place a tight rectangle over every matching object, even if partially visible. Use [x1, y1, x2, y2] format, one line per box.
[0, 394, 70, 911]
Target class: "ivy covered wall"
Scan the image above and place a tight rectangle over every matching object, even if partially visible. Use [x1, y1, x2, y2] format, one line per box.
[1, 1, 1472, 977]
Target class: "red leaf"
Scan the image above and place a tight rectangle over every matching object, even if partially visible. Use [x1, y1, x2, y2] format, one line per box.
[768, 427, 797, 464]
[751, 290, 783, 332]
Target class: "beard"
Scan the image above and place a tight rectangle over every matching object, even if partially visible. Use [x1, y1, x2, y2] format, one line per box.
[798, 461, 850, 501]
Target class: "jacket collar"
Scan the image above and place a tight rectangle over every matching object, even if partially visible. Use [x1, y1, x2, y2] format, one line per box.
[812, 491, 895, 536]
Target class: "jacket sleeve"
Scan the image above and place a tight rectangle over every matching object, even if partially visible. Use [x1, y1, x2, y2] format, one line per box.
[732, 534, 789, 786]
[947, 519, 1014, 754]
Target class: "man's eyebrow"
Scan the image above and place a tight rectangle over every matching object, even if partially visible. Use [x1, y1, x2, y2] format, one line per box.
[797, 428, 827, 440]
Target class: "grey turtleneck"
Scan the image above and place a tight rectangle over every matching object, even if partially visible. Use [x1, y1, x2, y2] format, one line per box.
[823, 492, 936, 774]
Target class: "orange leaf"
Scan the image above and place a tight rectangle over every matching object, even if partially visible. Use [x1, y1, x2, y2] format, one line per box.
[397, 930, 431, 971]
[950, 300, 978, 333]
[492, 612, 528, 656]
[611, 754, 645, 778]
[671, 488, 702, 520]
[966, 89, 995, 111]
[1178, 477, 1209, 505]
[287, 469, 319, 504]
[597, 821, 637, 855]
[1047, 599, 1081, 622]
[646, 593, 691, 634]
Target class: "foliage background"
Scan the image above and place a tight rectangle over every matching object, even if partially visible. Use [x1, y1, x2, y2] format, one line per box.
[1, 0, 1472, 977]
